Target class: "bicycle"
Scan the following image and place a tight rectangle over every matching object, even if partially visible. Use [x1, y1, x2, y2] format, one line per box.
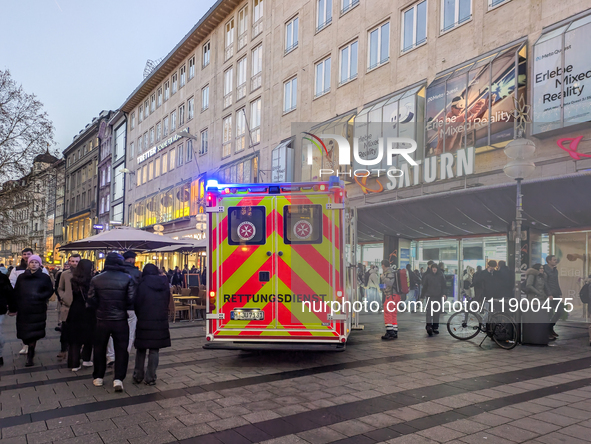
[447, 298, 518, 350]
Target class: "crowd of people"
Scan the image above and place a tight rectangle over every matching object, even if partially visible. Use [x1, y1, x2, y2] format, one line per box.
[0, 248, 206, 392]
[359, 256, 568, 343]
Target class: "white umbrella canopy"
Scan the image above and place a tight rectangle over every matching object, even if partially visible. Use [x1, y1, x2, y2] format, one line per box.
[59, 226, 189, 251]
[149, 237, 207, 253]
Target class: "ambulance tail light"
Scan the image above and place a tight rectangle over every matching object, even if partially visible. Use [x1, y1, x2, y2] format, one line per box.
[207, 193, 216, 207]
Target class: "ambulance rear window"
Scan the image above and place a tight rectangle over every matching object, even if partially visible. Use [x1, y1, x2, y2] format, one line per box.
[228, 206, 266, 245]
[283, 205, 322, 245]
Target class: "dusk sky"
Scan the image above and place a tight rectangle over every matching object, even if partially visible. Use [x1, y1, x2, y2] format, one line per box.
[1, 0, 209, 155]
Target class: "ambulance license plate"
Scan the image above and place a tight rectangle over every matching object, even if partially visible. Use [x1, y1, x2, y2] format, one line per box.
[231, 309, 264, 321]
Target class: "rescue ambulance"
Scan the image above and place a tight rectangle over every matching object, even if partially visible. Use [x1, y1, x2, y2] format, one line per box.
[203, 176, 353, 350]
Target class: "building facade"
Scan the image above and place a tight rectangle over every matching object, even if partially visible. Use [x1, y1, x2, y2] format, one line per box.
[109, 111, 127, 226]
[63, 111, 114, 248]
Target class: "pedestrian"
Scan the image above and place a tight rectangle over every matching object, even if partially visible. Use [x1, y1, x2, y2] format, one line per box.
[201, 266, 207, 286]
[56, 254, 81, 360]
[9, 248, 50, 356]
[461, 266, 475, 300]
[472, 265, 484, 302]
[66, 259, 96, 370]
[171, 267, 182, 287]
[544, 255, 563, 340]
[406, 263, 420, 307]
[421, 263, 446, 336]
[0, 271, 14, 366]
[366, 266, 380, 307]
[0, 264, 7, 275]
[11, 255, 54, 367]
[524, 264, 549, 302]
[497, 260, 513, 299]
[87, 252, 135, 391]
[481, 260, 501, 301]
[106, 251, 140, 365]
[133, 264, 171, 385]
[380, 259, 400, 340]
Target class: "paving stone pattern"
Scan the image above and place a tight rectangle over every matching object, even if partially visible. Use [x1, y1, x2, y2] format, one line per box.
[0, 304, 590, 443]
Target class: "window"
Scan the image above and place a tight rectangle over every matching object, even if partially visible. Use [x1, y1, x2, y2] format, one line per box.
[177, 144, 184, 167]
[488, 0, 509, 8]
[285, 17, 299, 53]
[341, 0, 359, 14]
[317, 0, 332, 31]
[200, 129, 208, 155]
[187, 140, 193, 163]
[222, 115, 232, 157]
[283, 77, 297, 113]
[131, 112, 135, 129]
[315, 57, 331, 97]
[236, 109, 246, 152]
[180, 65, 186, 88]
[237, 57, 247, 100]
[137, 170, 141, 186]
[253, 0, 263, 37]
[143, 132, 148, 152]
[162, 152, 168, 174]
[150, 94, 155, 113]
[251, 45, 263, 90]
[155, 157, 161, 177]
[101, 169, 105, 187]
[238, 6, 248, 49]
[441, 0, 471, 33]
[402, 1, 427, 52]
[340, 41, 358, 84]
[250, 98, 261, 144]
[148, 161, 154, 181]
[163, 116, 169, 136]
[224, 67, 233, 108]
[164, 81, 170, 101]
[202, 85, 209, 111]
[188, 97, 194, 120]
[137, 137, 142, 154]
[179, 104, 185, 126]
[189, 56, 195, 79]
[157, 87, 162, 107]
[203, 41, 210, 67]
[130, 141, 134, 158]
[149, 127, 155, 145]
[172, 72, 178, 94]
[225, 18, 235, 60]
[144, 100, 149, 118]
[142, 165, 148, 184]
[138, 105, 143, 122]
[169, 147, 175, 171]
[156, 122, 161, 141]
[228, 206, 266, 245]
[114, 124, 125, 161]
[284, 205, 323, 244]
[170, 110, 176, 131]
[368, 22, 390, 69]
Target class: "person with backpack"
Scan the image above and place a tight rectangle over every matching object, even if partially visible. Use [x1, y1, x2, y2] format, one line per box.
[380, 260, 400, 340]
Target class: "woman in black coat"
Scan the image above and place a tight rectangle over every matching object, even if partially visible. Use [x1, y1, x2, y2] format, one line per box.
[12, 256, 54, 367]
[133, 264, 171, 385]
[65, 260, 96, 371]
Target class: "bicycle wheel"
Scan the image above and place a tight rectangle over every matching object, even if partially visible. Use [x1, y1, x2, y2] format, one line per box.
[447, 311, 482, 340]
[490, 313, 518, 350]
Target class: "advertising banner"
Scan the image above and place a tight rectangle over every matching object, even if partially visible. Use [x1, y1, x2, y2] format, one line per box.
[533, 16, 591, 134]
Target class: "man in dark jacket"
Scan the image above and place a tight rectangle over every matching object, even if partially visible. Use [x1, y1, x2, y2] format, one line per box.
[472, 266, 484, 301]
[497, 261, 513, 300]
[481, 260, 501, 301]
[421, 263, 446, 336]
[544, 255, 562, 339]
[87, 253, 135, 392]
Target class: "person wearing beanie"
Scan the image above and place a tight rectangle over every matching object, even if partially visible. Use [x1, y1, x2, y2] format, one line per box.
[87, 252, 135, 392]
[9, 248, 50, 356]
[11, 255, 54, 367]
[106, 251, 140, 366]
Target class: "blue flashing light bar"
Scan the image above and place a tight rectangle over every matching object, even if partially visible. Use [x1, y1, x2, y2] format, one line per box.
[206, 179, 219, 189]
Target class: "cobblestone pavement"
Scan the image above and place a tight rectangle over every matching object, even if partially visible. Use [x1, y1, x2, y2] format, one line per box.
[0, 302, 590, 444]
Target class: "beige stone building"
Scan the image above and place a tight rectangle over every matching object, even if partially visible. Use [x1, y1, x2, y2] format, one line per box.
[120, 0, 591, 298]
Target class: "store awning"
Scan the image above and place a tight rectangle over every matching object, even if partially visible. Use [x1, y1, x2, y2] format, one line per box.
[356, 172, 591, 242]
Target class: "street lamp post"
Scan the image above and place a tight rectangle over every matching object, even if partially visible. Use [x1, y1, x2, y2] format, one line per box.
[503, 138, 536, 332]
